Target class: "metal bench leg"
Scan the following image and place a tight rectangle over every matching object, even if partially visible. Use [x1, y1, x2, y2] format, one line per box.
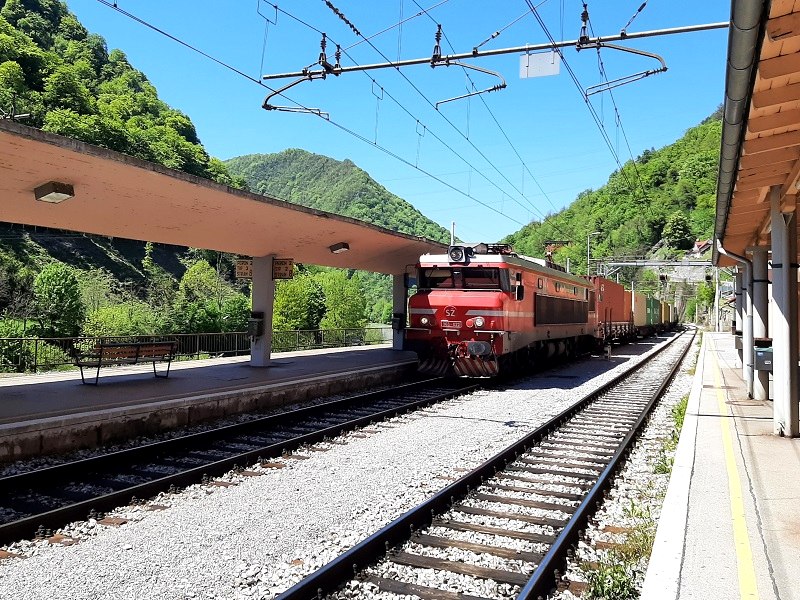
[77, 363, 99, 385]
[152, 359, 172, 378]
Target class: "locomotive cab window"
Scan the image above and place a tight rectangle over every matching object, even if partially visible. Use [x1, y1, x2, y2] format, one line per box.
[418, 268, 454, 288]
[463, 267, 509, 290]
[418, 267, 509, 291]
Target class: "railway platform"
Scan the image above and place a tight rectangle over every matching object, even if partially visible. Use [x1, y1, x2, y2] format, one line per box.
[642, 331, 800, 600]
[0, 345, 417, 463]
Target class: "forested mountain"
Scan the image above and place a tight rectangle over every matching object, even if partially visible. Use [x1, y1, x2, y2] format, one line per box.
[504, 113, 720, 272]
[0, 0, 243, 186]
[225, 150, 449, 242]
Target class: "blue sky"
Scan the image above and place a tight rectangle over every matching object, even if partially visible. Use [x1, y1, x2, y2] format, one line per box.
[66, 0, 730, 243]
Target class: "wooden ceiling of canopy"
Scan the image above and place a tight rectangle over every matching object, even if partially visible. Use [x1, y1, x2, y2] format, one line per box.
[723, 0, 800, 261]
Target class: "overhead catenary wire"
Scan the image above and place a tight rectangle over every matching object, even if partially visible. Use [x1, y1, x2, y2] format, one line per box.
[524, 0, 645, 206]
[473, 8, 532, 52]
[323, 37, 538, 221]
[317, 0, 551, 222]
[586, 7, 652, 206]
[594, 46, 651, 204]
[93, 0, 525, 226]
[260, 0, 541, 222]
[621, 1, 648, 36]
[95, 0, 263, 86]
[290, 0, 452, 73]
[412, 0, 559, 214]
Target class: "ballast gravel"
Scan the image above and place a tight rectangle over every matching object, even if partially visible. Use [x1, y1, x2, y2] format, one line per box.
[0, 339, 667, 599]
[553, 333, 699, 599]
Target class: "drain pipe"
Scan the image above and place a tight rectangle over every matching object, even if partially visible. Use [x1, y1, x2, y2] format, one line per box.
[712, 0, 767, 267]
[716, 238, 754, 397]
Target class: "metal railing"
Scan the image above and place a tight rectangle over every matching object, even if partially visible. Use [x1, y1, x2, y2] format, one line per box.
[0, 327, 392, 374]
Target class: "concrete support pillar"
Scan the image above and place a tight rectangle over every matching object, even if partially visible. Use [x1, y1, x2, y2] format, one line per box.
[250, 255, 276, 367]
[750, 246, 770, 400]
[770, 190, 799, 436]
[735, 271, 743, 365]
[392, 274, 407, 350]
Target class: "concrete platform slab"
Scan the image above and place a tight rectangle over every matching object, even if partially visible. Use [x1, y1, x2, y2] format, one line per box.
[642, 332, 800, 600]
[0, 345, 418, 462]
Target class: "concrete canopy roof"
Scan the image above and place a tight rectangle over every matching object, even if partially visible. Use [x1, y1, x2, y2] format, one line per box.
[0, 120, 446, 275]
[715, 0, 800, 266]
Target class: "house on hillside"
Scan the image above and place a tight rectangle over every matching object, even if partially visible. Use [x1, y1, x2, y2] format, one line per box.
[691, 239, 712, 256]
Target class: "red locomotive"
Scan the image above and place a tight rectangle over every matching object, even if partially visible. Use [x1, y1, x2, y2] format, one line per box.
[405, 243, 671, 377]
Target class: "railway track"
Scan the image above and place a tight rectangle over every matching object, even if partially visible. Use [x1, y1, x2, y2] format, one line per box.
[0, 377, 477, 546]
[276, 329, 694, 600]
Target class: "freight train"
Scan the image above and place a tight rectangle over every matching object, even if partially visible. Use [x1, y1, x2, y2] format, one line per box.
[404, 243, 676, 377]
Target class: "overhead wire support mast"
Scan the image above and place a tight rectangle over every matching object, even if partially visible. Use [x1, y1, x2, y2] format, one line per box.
[581, 43, 667, 96]
[575, 5, 666, 97]
[262, 22, 728, 80]
[262, 33, 340, 116]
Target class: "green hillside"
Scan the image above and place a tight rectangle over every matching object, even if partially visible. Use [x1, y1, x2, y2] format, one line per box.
[225, 150, 449, 242]
[504, 112, 721, 272]
[0, 0, 243, 186]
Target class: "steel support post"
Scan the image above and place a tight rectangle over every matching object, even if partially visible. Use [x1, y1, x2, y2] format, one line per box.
[750, 246, 770, 400]
[714, 267, 720, 332]
[770, 191, 799, 436]
[742, 263, 754, 399]
[735, 271, 743, 366]
[250, 255, 276, 367]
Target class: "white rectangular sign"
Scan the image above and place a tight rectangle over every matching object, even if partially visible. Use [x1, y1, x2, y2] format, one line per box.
[520, 51, 561, 78]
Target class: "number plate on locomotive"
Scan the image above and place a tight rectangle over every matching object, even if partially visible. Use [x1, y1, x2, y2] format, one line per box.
[440, 320, 462, 329]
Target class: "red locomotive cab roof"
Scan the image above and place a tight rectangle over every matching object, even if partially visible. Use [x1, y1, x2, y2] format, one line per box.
[417, 251, 591, 289]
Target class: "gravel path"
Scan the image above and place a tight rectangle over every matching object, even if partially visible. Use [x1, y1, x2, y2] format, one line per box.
[0, 339, 666, 599]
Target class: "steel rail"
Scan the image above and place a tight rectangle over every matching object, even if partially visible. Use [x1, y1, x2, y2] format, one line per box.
[517, 329, 695, 597]
[275, 329, 693, 599]
[0, 378, 477, 545]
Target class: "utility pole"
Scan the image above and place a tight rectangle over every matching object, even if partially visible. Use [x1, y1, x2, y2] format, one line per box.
[587, 232, 601, 276]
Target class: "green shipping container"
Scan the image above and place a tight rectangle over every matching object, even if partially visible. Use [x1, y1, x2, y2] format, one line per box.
[646, 297, 661, 326]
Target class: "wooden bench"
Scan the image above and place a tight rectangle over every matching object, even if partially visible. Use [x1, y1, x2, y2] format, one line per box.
[75, 341, 178, 385]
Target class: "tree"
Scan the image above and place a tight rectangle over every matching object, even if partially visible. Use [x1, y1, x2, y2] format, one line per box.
[220, 293, 250, 331]
[33, 262, 85, 337]
[43, 63, 94, 113]
[176, 299, 221, 334]
[273, 274, 325, 331]
[315, 270, 366, 329]
[83, 301, 159, 336]
[77, 267, 116, 314]
[662, 212, 693, 250]
[178, 259, 225, 305]
[142, 241, 176, 311]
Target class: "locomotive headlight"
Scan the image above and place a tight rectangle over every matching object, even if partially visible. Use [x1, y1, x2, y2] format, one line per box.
[474, 316, 485, 328]
[448, 246, 465, 262]
[420, 316, 430, 326]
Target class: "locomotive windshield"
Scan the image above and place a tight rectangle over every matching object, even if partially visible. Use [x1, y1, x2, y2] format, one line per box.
[418, 267, 509, 291]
